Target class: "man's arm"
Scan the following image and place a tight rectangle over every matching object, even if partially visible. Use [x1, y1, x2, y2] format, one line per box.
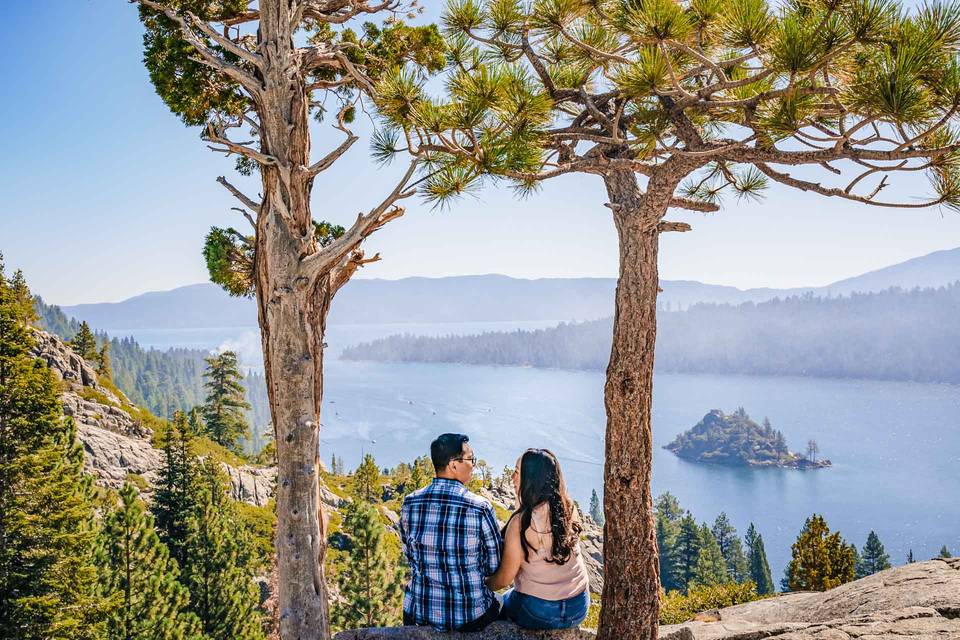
[399, 498, 415, 566]
[478, 502, 503, 577]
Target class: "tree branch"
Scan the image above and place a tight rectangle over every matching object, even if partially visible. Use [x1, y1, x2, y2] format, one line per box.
[216, 176, 262, 214]
[669, 197, 720, 213]
[755, 162, 945, 208]
[307, 132, 359, 177]
[133, 0, 262, 94]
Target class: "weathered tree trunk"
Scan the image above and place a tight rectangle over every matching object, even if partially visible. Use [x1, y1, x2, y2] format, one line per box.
[596, 169, 664, 640]
[254, 3, 332, 639]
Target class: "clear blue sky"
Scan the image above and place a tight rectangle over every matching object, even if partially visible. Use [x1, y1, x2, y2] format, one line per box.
[2, 1, 958, 305]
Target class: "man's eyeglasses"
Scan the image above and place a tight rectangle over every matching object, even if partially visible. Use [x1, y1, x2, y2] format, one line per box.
[455, 456, 477, 464]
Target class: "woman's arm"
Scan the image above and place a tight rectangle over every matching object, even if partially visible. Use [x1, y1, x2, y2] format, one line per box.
[486, 514, 524, 591]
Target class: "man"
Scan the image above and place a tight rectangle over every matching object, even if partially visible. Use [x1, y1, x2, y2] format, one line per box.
[400, 433, 502, 631]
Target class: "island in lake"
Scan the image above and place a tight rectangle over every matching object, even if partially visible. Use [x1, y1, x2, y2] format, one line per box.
[665, 408, 831, 469]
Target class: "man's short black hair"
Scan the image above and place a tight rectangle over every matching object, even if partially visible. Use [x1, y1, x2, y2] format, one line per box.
[431, 433, 469, 472]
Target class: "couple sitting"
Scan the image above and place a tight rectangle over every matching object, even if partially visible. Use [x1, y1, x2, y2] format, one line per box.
[399, 433, 590, 632]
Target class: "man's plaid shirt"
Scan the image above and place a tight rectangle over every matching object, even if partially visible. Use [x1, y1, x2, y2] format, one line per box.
[399, 477, 502, 630]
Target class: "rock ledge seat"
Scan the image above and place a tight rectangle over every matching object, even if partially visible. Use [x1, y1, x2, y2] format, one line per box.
[335, 559, 960, 640]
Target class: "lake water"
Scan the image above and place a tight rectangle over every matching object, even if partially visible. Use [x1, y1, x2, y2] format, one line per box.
[105, 323, 960, 584]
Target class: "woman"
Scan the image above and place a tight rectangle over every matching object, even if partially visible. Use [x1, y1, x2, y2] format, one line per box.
[486, 449, 590, 630]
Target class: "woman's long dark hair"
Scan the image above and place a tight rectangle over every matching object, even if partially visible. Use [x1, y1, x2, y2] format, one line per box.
[512, 449, 581, 564]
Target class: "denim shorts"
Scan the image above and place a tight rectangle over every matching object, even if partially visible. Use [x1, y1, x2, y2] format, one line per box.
[501, 588, 590, 630]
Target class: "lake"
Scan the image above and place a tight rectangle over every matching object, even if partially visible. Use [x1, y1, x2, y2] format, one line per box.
[104, 323, 960, 584]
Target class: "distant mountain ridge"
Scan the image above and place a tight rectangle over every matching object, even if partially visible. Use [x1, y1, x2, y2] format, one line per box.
[61, 247, 960, 329]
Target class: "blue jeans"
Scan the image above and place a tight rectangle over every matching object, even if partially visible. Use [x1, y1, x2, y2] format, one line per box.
[502, 588, 590, 630]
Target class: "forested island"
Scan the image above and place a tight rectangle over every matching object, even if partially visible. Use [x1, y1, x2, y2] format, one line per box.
[665, 409, 830, 469]
[341, 283, 960, 384]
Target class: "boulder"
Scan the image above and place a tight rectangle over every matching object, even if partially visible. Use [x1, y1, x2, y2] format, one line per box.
[658, 558, 960, 639]
[78, 423, 162, 489]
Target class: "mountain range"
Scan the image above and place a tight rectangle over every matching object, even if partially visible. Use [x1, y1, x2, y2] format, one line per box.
[61, 246, 960, 329]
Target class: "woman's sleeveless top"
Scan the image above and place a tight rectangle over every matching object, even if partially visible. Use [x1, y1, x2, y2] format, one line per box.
[513, 502, 590, 601]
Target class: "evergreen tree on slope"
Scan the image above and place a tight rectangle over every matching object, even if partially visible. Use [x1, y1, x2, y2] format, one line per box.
[96, 482, 202, 640]
[857, 531, 890, 578]
[152, 411, 199, 569]
[202, 351, 251, 454]
[692, 524, 729, 588]
[332, 500, 403, 630]
[182, 460, 265, 640]
[712, 513, 749, 583]
[745, 523, 775, 595]
[0, 258, 108, 639]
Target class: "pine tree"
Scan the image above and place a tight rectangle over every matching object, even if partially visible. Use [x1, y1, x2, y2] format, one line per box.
[787, 514, 856, 591]
[589, 489, 605, 526]
[97, 342, 112, 380]
[330, 452, 340, 476]
[712, 513, 749, 583]
[355, 453, 381, 503]
[0, 260, 108, 639]
[70, 321, 98, 361]
[655, 492, 684, 592]
[856, 531, 892, 578]
[670, 513, 702, 592]
[186, 406, 205, 437]
[938, 545, 952, 558]
[182, 461, 265, 639]
[201, 351, 251, 454]
[655, 492, 684, 523]
[692, 524, 729, 588]
[97, 483, 202, 639]
[332, 500, 403, 630]
[656, 517, 678, 593]
[745, 524, 775, 595]
[152, 412, 198, 568]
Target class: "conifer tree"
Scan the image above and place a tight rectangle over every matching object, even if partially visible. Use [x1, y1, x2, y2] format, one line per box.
[332, 500, 403, 630]
[712, 513, 749, 583]
[355, 453, 382, 503]
[655, 492, 683, 592]
[0, 261, 108, 639]
[96, 483, 202, 640]
[97, 342, 112, 380]
[202, 351, 251, 453]
[670, 513, 702, 592]
[182, 461, 265, 639]
[939, 545, 952, 558]
[692, 524, 729, 588]
[152, 412, 198, 568]
[745, 524, 775, 595]
[589, 489, 604, 526]
[382, 0, 960, 632]
[187, 406, 205, 437]
[787, 514, 856, 591]
[6, 268, 37, 323]
[70, 321, 98, 361]
[856, 531, 892, 578]
[128, 0, 445, 633]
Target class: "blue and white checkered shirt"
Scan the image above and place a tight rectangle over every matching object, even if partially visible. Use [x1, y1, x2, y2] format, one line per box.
[400, 477, 502, 630]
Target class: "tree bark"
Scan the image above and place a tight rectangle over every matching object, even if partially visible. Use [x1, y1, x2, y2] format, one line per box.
[254, 3, 332, 639]
[596, 169, 664, 640]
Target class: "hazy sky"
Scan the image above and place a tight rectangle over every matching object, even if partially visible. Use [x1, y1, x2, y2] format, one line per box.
[2, 1, 959, 305]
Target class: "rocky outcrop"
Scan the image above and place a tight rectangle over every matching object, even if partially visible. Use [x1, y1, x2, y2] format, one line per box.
[30, 328, 278, 505]
[78, 423, 162, 489]
[224, 464, 276, 508]
[30, 328, 102, 389]
[658, 557, 960, 639]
